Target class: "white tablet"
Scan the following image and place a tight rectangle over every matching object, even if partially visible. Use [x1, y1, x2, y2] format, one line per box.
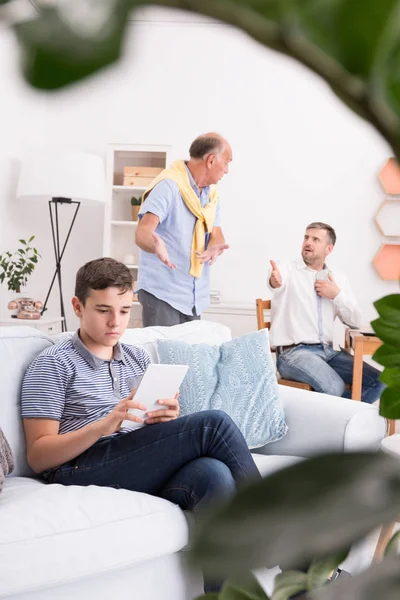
[121, 363, 189, 429]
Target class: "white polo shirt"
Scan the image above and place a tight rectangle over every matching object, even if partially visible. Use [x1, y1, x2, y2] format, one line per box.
[267, 259, 362, 349]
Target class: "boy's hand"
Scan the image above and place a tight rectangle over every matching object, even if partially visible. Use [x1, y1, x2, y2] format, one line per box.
[101, 388, 147, 435]
[145, 392, 180, 425]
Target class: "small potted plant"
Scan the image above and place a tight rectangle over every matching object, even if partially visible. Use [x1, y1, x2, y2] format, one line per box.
[0, 235, 41, 295]
[131, 196, 142, 222]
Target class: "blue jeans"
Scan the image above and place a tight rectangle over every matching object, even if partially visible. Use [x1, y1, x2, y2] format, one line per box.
[46, 410, 260, 512]
[276, 344, 385, 404]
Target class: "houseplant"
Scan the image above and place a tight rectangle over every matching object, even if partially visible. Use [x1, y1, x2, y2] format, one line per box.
[1, 1, 400, 597]
[131, 196, 142, 222]
[0, 236, 41, 294]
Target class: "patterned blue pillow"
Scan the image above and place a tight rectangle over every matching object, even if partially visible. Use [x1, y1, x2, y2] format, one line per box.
[157, 329, 287, 448]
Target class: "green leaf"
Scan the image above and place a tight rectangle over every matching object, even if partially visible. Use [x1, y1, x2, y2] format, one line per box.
[13, 2, 131, 90]
[380, 367, 400, 389]
[309, 556, 400, 600]
[374, 294, 400, 321]
[272, 571, 307, 600]
[194, 595, 220, 600]
[372, 295, 400, 349]
[385, 531, 400, 557]
[373, 344, 400, 368]
[379, 387, 400, 419]
[306, 552, 348, 590]
[28, 235, 34, 242]
[18, 239, 26, 245]
[190, 453, 400, 579]
[220, 573, 270, 600]
[371, 319, 400, 349]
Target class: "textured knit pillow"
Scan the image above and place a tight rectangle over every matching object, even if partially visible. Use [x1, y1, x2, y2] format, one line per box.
[0, 427, 14, 492]
[157, 329, 287, 448]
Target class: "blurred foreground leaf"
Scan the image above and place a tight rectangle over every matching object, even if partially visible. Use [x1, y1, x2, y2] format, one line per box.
[310, 556, 400, 600]
[190, 453, 400, 579]
[6, 0, 400, 159]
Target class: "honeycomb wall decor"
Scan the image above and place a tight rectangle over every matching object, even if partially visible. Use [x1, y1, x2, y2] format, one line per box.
[375, 160, 400, 280]
[378, 158, 400, 194]
[372, 244, 400, 280]
[374, 199, 400, 237]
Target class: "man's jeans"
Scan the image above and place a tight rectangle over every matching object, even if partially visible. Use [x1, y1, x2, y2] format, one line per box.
[46, 410, 260, 512]
[277, 343, 385, 404]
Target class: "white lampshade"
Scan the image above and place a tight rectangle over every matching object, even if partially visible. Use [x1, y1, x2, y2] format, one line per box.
[16, 151, 106, 205]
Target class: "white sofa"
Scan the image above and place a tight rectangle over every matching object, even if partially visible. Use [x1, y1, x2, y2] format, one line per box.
[0, 321, 386, 600]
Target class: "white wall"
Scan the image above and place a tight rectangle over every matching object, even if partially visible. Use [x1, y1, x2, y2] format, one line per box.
[1, 7, 398, 329]
[0, 28, 48, 313]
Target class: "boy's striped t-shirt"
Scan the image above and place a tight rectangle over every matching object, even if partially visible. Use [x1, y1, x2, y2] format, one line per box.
[21, 332, 151, 435]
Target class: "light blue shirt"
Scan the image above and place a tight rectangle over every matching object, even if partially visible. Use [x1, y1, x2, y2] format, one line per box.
[136, 165, 221, 316]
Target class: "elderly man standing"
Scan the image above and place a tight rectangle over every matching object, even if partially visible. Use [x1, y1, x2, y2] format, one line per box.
[135, 132, 231, 326]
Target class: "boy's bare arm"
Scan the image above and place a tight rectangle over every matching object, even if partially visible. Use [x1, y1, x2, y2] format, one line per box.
[23, 391, 146, 473]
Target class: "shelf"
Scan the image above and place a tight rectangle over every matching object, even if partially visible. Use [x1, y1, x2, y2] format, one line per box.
[0, 316, 64, 324]
[113, 185, 147, 192]
[111, 220, 138, 226]
[104, 144, 171, 276]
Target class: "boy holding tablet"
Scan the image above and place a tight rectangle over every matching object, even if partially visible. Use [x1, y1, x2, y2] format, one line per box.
[21, 257, 259, 513]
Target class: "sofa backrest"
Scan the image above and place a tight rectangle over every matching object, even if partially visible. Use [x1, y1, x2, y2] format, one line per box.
[119, 320, 232, 361]
[0, 327, 54, 477]
[0, 320, 231, 478]
[54, 320, 233, 362]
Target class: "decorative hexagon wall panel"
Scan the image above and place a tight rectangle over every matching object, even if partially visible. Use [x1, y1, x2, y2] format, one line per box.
[378, 158, 400, 194]
[374, 199, 400, 237]
[372, 244, 400, 280]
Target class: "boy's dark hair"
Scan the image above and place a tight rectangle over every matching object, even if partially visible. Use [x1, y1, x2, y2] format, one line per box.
[75, 258, 133, 305]
[306, 222, 337, 245]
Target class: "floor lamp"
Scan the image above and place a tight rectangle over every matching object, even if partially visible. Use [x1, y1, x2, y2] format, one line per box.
[16, 152, 106, 331]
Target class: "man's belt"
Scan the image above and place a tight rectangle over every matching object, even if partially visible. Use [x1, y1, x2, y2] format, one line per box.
[277, 343, 320, 354]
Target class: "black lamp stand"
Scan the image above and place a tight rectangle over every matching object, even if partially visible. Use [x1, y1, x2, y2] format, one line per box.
[41, 197, 81, 332]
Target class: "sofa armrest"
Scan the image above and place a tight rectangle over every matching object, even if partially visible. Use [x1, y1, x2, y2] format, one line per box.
[255, 385, 386, 458]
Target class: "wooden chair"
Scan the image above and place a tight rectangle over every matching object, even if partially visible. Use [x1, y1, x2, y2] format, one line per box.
[256, 298, 313, 391]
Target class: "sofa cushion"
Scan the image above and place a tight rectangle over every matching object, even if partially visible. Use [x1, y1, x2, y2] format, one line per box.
[252, 453, 302, 477]
[0, 476, 189, 597]
[0, 327, 54, 477]
[0, 454, 299, 597]
[157, 329, 287, 449]
[120, 320, 232, 362]
[0, 427, 14, 492]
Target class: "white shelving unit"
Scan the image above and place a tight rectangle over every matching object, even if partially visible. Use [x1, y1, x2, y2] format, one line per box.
[103, 143, 171, 327]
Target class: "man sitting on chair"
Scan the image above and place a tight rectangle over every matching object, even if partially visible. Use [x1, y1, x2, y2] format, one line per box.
[267, 221, 384, 404]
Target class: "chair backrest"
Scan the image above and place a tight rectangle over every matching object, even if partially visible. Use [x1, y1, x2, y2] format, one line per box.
[256, 298, 271, 331]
